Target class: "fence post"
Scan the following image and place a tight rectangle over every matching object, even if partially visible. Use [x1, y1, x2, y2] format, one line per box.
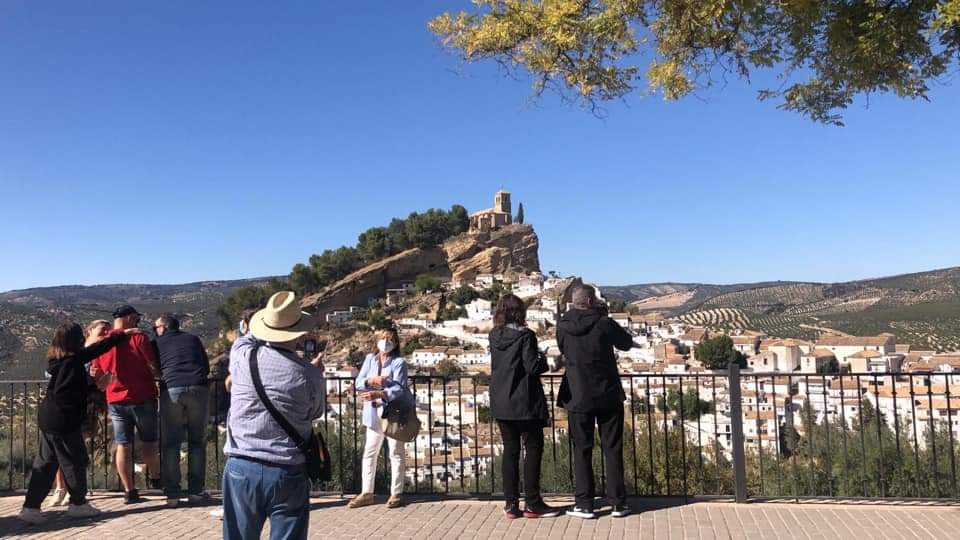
[728, 364, 748, 503]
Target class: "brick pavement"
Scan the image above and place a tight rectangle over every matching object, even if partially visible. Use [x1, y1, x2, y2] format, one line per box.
[1, 493, 958, 539]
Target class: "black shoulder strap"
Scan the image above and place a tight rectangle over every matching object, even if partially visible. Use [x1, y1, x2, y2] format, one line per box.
[248, 343, 307, 447]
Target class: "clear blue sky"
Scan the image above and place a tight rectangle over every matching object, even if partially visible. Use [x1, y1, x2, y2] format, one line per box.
[1, 1, 958, 292]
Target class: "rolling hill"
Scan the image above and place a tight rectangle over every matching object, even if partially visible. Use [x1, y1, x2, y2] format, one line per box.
[601, 267, 960, 351]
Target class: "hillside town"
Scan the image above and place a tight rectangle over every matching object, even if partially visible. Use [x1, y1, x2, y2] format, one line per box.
[309, 193, 960, 489]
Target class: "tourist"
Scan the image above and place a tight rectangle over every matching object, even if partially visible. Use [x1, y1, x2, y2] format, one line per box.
[489, 294, 561, 519]
[17, 322, 140, 525]
[223, 291, 325, 540]
[211, 308, 256, 520]
[556, 285, 635, 519]
[153, 313, 211, 508]
[88, 305, 162, 504]
[349, 327, 409, 510]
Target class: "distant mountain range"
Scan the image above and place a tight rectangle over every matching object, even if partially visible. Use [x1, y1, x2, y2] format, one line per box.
[601, 266, 960, 352]
[0, 278, 275, 379]
[2, 266, 958, 380]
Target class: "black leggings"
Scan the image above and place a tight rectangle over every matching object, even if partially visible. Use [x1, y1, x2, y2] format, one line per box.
[496, 419, 544, 505]
[24, 430, 89, 508]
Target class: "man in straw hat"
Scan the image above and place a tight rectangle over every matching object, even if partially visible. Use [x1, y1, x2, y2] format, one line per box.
[222, 291, 325, 540]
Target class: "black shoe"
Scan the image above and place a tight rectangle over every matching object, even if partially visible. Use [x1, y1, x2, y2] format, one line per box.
[523, 499, 562, 518]
[566, 505, 596, 519]
[148, 477, 163, 490]
[503, 501, 523, 519]
[124, 490, 142, 504]
[611, 504, 631, 518]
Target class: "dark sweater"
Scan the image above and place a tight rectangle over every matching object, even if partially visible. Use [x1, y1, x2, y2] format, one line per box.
[556, 308, 634, 413]
[153, 329, 209, 388]
[38, 331, 127, 434]
[489, 326, 549, 424]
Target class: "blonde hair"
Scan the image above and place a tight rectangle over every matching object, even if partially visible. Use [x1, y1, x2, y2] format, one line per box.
[85, 320, 110, 336]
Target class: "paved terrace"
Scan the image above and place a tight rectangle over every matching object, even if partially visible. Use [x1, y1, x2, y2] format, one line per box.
[1, 494, 959, 539]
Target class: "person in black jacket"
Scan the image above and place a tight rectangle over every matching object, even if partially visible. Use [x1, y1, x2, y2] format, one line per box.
[556, 285, 635, 519]
[18, 322, 139, 525]
[489, 294, 560, 519]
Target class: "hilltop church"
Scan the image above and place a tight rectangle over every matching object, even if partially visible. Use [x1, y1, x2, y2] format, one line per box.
[469, 190, 512, 233]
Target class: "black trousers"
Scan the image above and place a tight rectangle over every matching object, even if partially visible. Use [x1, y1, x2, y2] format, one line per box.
[568, 408, 626, 508]
[24, 430, 89, 508]
[496, 419, 544, 504]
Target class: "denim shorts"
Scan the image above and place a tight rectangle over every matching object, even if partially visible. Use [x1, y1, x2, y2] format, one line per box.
[108, 400, 159, 445]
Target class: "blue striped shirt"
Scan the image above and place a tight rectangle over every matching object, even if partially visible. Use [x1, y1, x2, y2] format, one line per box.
[224, 333, 325, 465]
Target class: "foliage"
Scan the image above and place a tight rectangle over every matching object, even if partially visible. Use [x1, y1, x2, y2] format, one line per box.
[429, 0, 960, 125]
[695, 335, 747, 370]
[366, 309, 393, 330]
[608, 299, 628, 313]
[479, 281, 508, 304]
[655, 388, 712, 421]
[347, 348, 368, 369]
[477, 405, 492, 424]
[220, 205, 469, 330]
[449, 285, 481, 306]
[215, 280, 284, 331]
[415, 275, 442, 294]
[441, 305, 467, 321]
[436, 358, 464, 378]
[401, 336, 422, 357]
[417, 304, 431, 314]
[515, 202, 525, 224]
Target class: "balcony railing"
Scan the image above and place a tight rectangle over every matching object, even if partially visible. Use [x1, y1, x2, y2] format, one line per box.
[1, 368, 958, 501]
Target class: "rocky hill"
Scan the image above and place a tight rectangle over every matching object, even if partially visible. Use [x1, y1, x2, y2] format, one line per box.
[602, 267, 960, 351]
[302, 224, 540, 316]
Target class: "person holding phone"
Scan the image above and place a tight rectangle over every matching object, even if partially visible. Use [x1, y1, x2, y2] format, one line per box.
[349, 327, 408, 509]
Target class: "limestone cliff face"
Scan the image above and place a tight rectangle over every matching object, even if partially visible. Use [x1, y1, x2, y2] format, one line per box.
[300, 247, 447, 316]
[443, 224, 540, 283]
[301, 224, 541, 316]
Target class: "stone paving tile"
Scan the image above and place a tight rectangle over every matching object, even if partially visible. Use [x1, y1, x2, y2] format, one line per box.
[1, 493, 959, 539]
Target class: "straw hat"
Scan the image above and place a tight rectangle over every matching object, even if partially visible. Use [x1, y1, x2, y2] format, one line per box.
[249, 291, 314, 343]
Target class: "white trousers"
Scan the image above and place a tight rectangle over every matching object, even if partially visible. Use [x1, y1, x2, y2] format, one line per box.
[361, 417, 405, 496]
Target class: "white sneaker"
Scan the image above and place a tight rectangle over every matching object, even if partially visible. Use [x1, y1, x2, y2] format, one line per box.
[209, 508, 224, 519]
[46, 488, 67, 508]
[566, 506, 597, 519]
[17, 507, 46, 525]
[66, 503, 102, 519]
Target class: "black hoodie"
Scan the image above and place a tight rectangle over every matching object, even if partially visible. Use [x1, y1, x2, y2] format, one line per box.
[38, 331, 127, 434]
[556, 308, 634, 413]
[489, 325, 549, 424]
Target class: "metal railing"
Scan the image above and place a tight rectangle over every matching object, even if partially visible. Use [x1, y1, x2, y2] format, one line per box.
[1, 368, 958, 502]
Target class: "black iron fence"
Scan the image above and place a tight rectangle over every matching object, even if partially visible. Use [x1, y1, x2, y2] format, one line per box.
[1, 367, 958, 502]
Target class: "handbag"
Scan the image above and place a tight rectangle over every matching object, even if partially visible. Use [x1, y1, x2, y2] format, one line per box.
[249, 344, 332, 482]
[375, 359, 420, 442]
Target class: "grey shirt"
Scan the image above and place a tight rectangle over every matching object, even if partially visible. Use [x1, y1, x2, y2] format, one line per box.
[224, 333, 325, 465]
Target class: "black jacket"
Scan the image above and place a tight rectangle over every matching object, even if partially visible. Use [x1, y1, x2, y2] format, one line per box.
[154, 329, 209, 389]
[556, 308, 634, 413]
[38, 331, 127, 434]
[489, 325, 549, 424]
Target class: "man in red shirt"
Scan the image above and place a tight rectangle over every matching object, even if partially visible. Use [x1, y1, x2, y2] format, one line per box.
[89, 305, 162, 504]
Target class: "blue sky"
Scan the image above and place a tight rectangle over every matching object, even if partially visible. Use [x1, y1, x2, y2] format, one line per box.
[1, 1, 958, 292]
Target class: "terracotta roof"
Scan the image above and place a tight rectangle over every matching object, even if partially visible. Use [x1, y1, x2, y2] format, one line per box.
[817, 336, 894, 347]
[802, 348, 836, 358]
[848, 350, 883, 359]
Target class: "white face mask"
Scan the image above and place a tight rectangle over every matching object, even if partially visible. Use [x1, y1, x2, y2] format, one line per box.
[377, 339, 395, 354]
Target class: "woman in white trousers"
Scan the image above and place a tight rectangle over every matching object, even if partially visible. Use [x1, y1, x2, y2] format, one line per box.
[350, 327, 409, 509]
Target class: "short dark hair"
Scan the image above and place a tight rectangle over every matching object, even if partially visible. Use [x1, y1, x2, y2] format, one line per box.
[493, 294, 526, 328]
[240, 309, 257, 325]
[47, 322, 85, 361]
[572, 285, 596, 309]
[158, 313, 180, 331]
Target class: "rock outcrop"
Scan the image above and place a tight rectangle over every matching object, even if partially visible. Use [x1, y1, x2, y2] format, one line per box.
[443, 224, 540, 284]
[301, 224, 541, 317]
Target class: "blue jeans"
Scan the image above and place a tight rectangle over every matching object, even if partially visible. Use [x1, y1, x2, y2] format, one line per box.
[109, 400, 159, 444]
[222, 457, 310, 540]
[160, 385, 209, 498]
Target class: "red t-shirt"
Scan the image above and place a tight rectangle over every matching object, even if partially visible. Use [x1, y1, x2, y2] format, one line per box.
[92, 332, 159, 404]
